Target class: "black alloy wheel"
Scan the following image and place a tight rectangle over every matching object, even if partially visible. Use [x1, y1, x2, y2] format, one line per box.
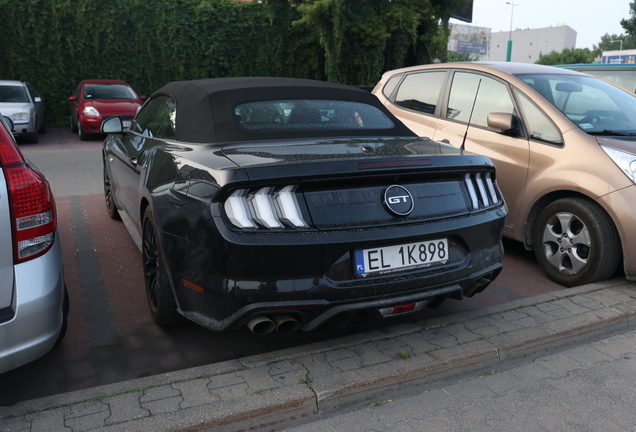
[533, 197, 621, 287]
[142, 207, 180, 325]
[103, 164, 121, 220]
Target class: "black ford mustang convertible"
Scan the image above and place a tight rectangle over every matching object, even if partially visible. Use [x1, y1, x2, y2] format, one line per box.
[101, 77, 507, 334]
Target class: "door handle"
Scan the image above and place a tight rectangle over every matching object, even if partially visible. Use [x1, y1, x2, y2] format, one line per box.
[129, 156, 138, 166]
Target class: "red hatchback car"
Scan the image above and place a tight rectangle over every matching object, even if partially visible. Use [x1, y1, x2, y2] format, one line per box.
[69, 79, 145, 140]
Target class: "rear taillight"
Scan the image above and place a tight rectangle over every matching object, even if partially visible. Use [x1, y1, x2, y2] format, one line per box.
[0, 129, 56, 263]
[224, 185, 308, 230]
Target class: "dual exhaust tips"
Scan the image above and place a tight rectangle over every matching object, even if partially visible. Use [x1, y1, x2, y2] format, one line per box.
[246, 314, 300, 335]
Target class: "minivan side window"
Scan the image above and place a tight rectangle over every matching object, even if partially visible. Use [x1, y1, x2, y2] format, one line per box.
[394, 71, 446, 115]
[514, 89, 563, 145]
[382, 74, 402, 100]
[447, 72, 514, 127]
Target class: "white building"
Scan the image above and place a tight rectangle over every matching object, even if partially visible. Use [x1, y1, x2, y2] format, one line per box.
[449, 23, 577, 63]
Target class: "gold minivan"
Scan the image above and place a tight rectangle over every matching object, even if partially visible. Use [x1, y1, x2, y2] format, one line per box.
[373, 62, 636, 287]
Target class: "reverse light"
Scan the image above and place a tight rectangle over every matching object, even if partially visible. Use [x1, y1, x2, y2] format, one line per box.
[83, 106, 100, 116]
[225, 185, 308, 230]
[601, 145, 636, 184]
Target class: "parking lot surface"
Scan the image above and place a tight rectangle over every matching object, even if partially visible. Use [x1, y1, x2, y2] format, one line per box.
[0, 129, 565, 406]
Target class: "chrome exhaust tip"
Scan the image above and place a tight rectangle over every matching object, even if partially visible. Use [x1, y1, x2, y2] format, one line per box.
[246, 316, 276, 335]
[273, 314, 300, 334]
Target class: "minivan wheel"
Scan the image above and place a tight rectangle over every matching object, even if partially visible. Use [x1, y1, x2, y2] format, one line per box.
[70, 115, 78, 133]
[142, 207, 180, 325]
[533, 198, 620, 287]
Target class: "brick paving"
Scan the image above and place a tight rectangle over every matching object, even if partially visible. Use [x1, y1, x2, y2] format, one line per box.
[0, 278, 634, 431]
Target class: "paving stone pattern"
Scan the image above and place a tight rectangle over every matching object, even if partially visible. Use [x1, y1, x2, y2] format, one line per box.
[1, 279, 636, 431]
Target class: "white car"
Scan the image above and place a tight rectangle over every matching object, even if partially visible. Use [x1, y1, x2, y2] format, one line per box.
[0, 114, 67, 374]
[0, 80, 46, 143]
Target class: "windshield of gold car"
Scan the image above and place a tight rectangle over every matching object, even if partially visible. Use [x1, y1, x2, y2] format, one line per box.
[516, 73, 636, 135]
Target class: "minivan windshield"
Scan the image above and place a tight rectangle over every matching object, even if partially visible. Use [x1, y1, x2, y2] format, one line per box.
[515, 73, 636, 135]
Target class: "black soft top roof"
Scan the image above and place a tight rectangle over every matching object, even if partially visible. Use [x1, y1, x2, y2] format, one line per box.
[152, 77, 416, 143]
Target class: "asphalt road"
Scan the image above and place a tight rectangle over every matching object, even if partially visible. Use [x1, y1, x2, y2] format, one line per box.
[0, 128, 566, 406]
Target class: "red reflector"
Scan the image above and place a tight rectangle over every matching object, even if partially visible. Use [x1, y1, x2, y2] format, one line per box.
[182, 279, 204, 293]
[392, 303, 416, 314]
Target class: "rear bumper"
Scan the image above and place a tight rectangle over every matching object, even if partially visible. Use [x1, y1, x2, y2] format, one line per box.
[0, 232, 65, 374]
[171, 206, 506, 331]
[181, 261, 502, 332]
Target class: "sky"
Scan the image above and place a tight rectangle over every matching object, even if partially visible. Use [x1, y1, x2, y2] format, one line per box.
[450, 0, 632, 50]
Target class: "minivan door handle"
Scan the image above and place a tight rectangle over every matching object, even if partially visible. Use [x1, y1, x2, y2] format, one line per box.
[129, 156, 138, 166]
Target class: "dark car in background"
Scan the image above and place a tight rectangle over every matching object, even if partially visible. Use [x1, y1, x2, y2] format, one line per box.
[101, 77, 506, 335]
[0, 114, 68, 374]
[0, 80, 46, 143]
[69, 79, 145, 141]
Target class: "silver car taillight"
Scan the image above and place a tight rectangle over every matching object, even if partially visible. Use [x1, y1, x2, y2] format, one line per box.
[0, 128, 57, 263]
[464, 172, 502, 211]
[224, 185, 308, 230]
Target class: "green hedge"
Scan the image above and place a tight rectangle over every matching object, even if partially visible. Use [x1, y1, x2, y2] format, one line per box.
[0, 0, 459, 126]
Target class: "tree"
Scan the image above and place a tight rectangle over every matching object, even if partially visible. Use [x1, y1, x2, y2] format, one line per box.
[535, 48, 594, 65]
[592, 34, 636, 58]
[621, 1, 636, 36]
[292, 0, 469, 85]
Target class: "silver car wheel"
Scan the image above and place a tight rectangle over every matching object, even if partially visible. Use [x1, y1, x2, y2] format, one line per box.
[541, 211, 590, 276]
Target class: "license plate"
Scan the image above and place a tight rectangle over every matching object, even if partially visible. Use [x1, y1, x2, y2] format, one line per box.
[123, 120, 131, 128]
[354, 238, 449, 277]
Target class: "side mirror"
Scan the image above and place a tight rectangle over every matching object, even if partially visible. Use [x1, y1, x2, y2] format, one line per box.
[487, 112, 520, 136]
[101, 116, 124, 134]
[139, 95, 147, 101]
[1, 116, 14, 131]
[68, 95, 77, 102]
[34, 96, 42, 103]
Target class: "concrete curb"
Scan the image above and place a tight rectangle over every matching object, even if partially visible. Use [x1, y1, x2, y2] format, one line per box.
[2, 279, 635, 432]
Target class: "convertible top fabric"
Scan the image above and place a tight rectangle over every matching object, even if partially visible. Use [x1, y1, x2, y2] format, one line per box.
[152, 77, 416, 143]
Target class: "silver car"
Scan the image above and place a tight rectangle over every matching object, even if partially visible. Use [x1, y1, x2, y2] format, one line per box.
[0, 114, 67, 374]
[0, 80, 46, 143]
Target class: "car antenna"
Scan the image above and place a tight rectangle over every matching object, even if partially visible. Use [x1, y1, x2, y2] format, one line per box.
[461, 79, 482, 153]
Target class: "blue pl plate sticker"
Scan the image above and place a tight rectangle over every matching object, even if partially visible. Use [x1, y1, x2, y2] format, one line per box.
[579, 123, 594, 129]
[355, 250, 365, 274]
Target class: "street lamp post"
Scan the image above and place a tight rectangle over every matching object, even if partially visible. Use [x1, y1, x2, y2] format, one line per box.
[610, 39, 624, 63]
[505, 1, 518, 62]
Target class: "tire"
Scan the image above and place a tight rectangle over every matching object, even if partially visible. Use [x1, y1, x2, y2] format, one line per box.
[103, 164, 121, 220]
[142, 207, 180, 325]
[38, 119, 46, 134]
[533, 197, 620, 287]
[78, 123, 89, 141]
[70, 115, 78, 133]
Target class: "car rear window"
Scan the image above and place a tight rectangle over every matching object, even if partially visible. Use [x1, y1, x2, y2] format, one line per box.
[0, 85, 29, 103]
[233, 100, 395, 131]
